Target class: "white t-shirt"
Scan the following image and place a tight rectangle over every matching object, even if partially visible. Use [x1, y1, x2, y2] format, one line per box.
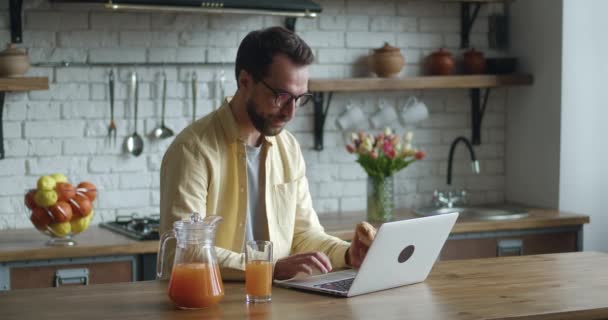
[244, 143, 265, 250]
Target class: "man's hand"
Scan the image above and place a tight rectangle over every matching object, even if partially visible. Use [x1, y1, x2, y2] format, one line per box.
[346, 221, 377, 268]
[273, 252, 333, 281]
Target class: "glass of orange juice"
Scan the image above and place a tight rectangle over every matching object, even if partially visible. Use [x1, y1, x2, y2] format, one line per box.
[245, 240, 273, 303]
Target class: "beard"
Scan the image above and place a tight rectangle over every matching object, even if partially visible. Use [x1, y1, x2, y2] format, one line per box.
[246, 99, 288, 136]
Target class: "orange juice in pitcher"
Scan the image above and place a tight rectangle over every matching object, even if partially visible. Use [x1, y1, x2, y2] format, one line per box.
[168, 263, 224, 309]
[157, 213, 224, 309]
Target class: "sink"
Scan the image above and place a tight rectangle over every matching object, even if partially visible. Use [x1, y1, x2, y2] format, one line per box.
[415, 206, 529, 221]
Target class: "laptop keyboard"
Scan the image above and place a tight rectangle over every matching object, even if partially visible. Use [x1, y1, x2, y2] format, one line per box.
[314, 278, 354, 292]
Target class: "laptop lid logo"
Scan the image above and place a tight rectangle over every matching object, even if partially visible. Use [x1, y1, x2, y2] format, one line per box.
[398, 245, 415, 263]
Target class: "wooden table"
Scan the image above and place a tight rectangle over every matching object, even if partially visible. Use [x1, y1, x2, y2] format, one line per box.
[1, 252, 607, 320]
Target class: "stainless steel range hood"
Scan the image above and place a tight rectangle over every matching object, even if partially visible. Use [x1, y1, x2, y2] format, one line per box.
[51, 0, 322, 18]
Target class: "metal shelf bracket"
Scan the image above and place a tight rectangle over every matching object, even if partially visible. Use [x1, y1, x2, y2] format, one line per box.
[460, 2, 483, 48]
[10, 0, 23, 43]
[470, 88, 491, 145]
[312, 91, 333, 151]
[285, 17, 297, 32]
[0, 92, 5, 159]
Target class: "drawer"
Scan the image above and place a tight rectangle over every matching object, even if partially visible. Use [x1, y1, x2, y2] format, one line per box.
[440, 230, 578, 260]
[1, 256, 137, 290]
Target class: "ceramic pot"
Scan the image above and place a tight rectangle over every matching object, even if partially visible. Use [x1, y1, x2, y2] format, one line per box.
[370, 43, 405, 78]
[463, 48, 486, 74]
[0, 43, 30, 77]
[426, 48, 455, 76]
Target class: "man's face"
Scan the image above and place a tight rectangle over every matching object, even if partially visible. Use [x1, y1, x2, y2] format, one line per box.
[245, 54, 309, 136]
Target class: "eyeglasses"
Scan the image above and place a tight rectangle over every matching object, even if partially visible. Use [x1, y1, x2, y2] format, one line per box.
[258, 79, 313, 109]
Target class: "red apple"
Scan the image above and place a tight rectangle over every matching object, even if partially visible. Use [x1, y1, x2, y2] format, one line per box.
[76, 181, 97, 202]
[55, 182, 76, 202]
[31, 207, 53, 230]
[49, 201, 73, 223]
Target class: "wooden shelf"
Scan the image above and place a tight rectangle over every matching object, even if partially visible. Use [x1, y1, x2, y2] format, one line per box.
[308, 74, 533, 92]
[309, 74, 534, 151]
[0, 77, 49, 92]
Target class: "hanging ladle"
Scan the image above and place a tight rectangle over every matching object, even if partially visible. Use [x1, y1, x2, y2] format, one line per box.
[151, 72, 174, 139]
[125, 71, 144, 157]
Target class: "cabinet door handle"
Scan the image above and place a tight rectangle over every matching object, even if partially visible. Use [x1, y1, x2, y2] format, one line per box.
[497, 239, 524, 256]
[54, 268, 89, 287]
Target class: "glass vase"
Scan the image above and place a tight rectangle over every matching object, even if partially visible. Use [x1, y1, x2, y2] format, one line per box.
[366, 175, 394, 223]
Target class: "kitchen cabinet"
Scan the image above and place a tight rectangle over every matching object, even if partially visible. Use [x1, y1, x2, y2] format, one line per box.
[440, 227, 579, 260]
[1, 255, 138, 290]
[0, 227, 156, 291]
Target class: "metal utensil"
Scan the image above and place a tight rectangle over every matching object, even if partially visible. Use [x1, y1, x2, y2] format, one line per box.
[192, 72, 197, 123]
[125, 72, 144, 157]
[151, 72, 174, 139]
[107, 69, 117, 146]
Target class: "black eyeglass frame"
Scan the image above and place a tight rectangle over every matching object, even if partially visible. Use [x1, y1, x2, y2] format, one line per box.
[257, 78, 313, 109]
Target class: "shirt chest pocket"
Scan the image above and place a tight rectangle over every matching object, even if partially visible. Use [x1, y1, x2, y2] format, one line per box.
[272, 180, 297, 228]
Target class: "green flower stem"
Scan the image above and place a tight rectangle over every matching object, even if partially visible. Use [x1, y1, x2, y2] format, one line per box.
[367, 175, 394, 223]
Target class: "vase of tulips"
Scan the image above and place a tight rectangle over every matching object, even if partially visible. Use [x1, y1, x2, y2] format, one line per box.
[346, 128, 425, 223]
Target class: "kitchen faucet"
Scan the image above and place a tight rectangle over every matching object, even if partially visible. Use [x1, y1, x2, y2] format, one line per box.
[433, 136, 480, 208]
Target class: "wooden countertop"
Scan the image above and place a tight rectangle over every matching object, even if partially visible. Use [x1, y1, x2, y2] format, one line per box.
[321, 207, 590, 240]
[1, 252, 607, 320]
[0, 227, 159, 263]
[0, 208, 589, 263]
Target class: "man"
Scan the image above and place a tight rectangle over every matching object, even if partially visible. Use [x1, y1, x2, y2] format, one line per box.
[160, 26, 373, 280]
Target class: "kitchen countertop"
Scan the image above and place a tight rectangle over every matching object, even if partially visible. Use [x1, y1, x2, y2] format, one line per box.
[1, 251, 607, 320]
[321, 207, 590, 240]
[0, 208, 589, 263]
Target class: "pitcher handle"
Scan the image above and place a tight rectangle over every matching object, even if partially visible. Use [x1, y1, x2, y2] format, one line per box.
[156, 229, 176, 279]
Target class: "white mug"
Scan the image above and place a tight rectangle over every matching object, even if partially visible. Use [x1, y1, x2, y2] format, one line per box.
[400, 96, 429, 125]
[335, 104, 366, 131]
[370, 103, 399, 129]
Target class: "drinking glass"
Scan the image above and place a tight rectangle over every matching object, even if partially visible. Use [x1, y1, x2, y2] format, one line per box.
[245, 240, 273, 303]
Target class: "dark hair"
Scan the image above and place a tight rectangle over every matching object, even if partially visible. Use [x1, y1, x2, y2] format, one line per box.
[235, 26, 314, 84]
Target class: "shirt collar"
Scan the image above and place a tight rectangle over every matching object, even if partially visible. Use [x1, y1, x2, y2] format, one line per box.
[218, 97, 275, 147]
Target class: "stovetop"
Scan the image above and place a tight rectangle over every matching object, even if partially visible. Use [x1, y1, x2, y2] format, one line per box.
[99, 214, 160, 241]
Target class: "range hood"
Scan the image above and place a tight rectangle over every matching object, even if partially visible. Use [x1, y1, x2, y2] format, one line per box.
[51, 0, 322, 18]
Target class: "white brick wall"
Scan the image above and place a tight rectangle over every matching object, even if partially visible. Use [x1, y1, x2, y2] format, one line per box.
[0, 0, 508, 230]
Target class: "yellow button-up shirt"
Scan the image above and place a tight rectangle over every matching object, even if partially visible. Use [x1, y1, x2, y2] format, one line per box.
[160, 101, 350, 279]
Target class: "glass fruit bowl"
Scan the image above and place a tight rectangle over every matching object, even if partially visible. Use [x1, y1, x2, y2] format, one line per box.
[24, 175, 98, 247]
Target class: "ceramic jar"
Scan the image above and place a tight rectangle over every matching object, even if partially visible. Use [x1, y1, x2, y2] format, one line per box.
[426, 48, 455, 76]
[463, 48, 487, 74]
[369, 43, 405, 78]
[0, 43, 30, 77]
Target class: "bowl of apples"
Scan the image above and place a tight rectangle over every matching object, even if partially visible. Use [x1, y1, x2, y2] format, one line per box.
[24, 173, 97, 246]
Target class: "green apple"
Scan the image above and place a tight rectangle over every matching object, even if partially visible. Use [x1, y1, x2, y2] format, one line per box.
[34, 189, 58, 208]
[37, 175, 56, 191]
[50, 173, 68, 183]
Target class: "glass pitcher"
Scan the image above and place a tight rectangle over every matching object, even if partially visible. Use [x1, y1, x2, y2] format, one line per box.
[157, 213, 224, 309]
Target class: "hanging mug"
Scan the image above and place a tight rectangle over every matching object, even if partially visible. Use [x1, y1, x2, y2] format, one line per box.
[335, 103, 366, 131]
[399, 97, 429, 125]
[370, 101, 399, 129]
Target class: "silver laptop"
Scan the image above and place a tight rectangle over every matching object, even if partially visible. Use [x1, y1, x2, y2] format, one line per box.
[275, 212, 458, 297]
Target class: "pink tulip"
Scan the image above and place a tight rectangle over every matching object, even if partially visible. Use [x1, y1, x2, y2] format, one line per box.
[346, 144, 356, 153]
[386, 149, 397, 159]
[415, 150, 426, 160]
[370, 150, 378, 159]
[383, 141, 393, 155]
